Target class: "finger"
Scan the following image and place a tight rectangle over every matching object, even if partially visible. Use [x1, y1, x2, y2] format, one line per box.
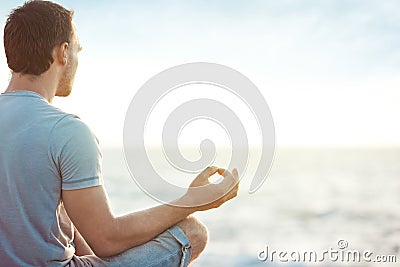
[232, 168, 239, 183]
[219, 169, 236, 188]
[190, 166, 219, 187]
[201, 166, 219, 179]
[223, 169, 234, 181]
[217, 168, 226, 176]
[230, 181, 239, 193]
[232, 168, 238, 178]
[224, 183, 239, 201]
[228, 179, 239, 196]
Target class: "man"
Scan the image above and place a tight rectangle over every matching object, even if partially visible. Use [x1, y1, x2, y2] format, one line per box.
[0, 1, 239, 266]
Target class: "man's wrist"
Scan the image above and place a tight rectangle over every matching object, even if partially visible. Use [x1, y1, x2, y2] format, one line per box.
[170, 194, 200, 214]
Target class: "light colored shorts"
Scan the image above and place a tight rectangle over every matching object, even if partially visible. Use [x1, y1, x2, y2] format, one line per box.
[68, 225, 192, 267]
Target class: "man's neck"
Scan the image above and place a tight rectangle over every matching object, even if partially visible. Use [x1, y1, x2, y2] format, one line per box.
[6, 72, 58, 103]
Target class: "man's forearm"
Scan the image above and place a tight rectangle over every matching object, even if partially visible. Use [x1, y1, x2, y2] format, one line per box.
[103, 200, 196, 257]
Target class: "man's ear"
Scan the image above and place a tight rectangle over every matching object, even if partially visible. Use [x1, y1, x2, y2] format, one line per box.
[55, 42, 69, 65]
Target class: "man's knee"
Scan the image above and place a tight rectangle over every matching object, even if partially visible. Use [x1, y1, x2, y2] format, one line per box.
[176, 216, 208, 261]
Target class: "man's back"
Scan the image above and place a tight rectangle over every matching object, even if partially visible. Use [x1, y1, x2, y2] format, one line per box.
[0, 90, 102, 266]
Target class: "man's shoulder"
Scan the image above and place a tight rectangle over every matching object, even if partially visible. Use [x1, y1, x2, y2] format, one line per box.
[50, 112, 98, 145]
[49, 112, 101, 170]
[37, 105, 84, 136]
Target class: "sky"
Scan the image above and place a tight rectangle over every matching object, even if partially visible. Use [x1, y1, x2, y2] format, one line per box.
[0, 0, 399, 148]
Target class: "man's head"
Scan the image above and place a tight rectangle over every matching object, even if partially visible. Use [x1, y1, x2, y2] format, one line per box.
[4, 0, 80, 96]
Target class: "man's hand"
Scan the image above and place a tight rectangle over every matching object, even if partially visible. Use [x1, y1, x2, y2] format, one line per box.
[175, 166, 239, 210]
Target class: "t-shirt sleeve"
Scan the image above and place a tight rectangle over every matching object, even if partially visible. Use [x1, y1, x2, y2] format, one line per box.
[50, 115, 103, 190]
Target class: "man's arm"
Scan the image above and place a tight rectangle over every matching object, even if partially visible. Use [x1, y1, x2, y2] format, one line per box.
[62, 166, 238, 258]
[73, 226, 94, 256]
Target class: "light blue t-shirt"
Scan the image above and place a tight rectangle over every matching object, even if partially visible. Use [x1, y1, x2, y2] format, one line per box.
[0, 91, 103, 266]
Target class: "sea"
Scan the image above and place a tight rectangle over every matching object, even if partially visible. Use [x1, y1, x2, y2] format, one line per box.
[101, 147, 400, 267]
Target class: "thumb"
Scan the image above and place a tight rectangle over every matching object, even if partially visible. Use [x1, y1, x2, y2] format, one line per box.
[232, 168, 239, 183]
